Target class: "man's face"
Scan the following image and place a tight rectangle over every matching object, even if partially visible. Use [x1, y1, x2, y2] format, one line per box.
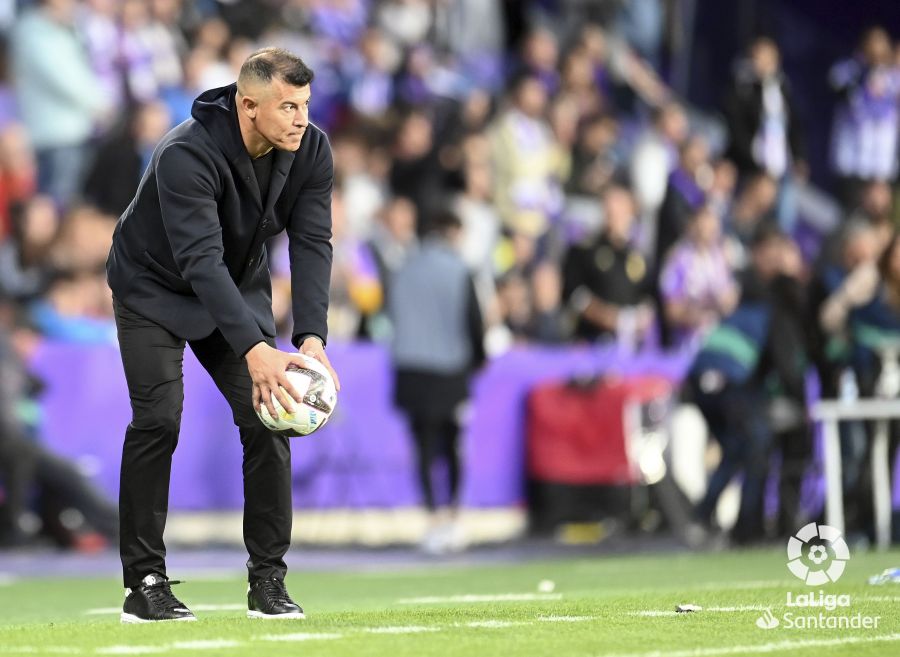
[253, 78, 311, 152]
[751, 42, 779, 79]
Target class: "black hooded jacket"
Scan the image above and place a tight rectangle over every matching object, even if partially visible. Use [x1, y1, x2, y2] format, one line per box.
[106, 83, 333, 357]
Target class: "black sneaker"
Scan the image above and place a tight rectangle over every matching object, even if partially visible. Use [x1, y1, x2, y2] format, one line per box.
[247, 578, 305, 619]
[121, 574, 197, 623]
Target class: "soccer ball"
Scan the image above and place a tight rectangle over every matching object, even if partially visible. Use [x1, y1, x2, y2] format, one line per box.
[255, 353, 337, 435]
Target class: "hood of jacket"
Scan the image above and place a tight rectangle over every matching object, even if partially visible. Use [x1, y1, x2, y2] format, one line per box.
[190, 83, 246, 161]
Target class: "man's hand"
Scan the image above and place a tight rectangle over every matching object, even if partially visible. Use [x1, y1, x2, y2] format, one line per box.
[246, 342, 308, 418]
[840, 262, 879, 307]
[299, 336, 341, 392]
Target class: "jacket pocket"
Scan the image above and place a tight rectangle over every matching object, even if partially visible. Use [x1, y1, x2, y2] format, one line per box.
[143, 250, 194, 295]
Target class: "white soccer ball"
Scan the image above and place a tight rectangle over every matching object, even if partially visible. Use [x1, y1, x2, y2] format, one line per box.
[255, 353, 337, 435]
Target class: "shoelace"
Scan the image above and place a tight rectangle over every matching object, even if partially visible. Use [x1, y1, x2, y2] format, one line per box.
[143, 579, 187, 612]
[257, 578, 293, 606]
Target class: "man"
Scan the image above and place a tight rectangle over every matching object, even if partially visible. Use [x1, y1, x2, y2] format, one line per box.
[629, 101, 688, 256]
[562, 186, 655, 346]
[106, 48, 339, 623]
[388, 210, 485, 554]
[724, 37, 806, 182]
[829, 26, 900, 208]
[689, 227, 807, 544]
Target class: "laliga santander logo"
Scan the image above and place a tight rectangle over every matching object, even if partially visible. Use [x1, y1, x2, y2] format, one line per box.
[786, 523, 850, 585]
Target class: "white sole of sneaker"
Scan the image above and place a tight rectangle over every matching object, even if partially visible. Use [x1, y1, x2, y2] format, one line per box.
[246, 610, 306, 620]
[120, 613, 198, 624]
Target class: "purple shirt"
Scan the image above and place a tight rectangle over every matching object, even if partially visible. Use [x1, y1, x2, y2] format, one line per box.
[660, 239, 736, 347]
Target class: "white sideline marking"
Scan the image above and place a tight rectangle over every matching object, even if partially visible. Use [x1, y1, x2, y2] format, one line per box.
[399, 593, 562, 604]
[363, 626, 437, 634]
[630, 605, 769, 617]
[255, 633, 343, 642]
[95, 647, 166, 655]
[0, 649, 82, 654]
[170, 640, 242, 650]
[631, 611, 678, 617]
[599, 632, 900, 657]
[85, 608, 120, 615]
[462, 620, 530, 628]
[86, 603, 245, 615]
[695, 580, 789, 591]
[539, 615, 594, 622]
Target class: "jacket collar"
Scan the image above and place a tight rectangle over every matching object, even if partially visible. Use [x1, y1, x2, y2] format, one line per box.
[192, 83, 295, 213]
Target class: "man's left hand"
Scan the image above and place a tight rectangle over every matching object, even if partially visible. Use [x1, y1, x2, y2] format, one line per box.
[299, 336, 341, 391]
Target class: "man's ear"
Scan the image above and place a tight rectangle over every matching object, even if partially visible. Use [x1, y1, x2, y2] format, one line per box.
[240, 94, 258, 119]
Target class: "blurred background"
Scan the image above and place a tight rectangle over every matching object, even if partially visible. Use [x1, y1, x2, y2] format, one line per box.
[2, 0, 900, 557]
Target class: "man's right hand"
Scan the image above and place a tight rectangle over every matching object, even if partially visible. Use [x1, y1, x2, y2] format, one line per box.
[245, 342, 308, 419]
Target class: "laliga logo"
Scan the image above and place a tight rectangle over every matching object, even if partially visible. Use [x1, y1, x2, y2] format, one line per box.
[786, 523, 850, 585]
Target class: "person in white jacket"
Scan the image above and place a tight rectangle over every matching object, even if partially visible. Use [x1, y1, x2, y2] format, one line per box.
[629, 102, 688, 256]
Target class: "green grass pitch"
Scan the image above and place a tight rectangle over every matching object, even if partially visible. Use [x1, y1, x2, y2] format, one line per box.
[1, 548, 899, 656]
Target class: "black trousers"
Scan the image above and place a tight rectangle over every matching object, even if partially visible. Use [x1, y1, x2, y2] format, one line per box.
[408, 414, 461, 511]
[113, 299, 291, 588]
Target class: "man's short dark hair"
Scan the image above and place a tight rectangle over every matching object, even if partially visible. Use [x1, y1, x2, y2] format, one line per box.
[237, 48, 314, 92]
[429, 209, 463, 236]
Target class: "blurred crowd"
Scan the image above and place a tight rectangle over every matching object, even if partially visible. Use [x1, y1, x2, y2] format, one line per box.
[0, 0, 900, 547]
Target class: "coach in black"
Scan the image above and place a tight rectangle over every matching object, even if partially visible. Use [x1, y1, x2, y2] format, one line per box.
[107, 48, 339, 623]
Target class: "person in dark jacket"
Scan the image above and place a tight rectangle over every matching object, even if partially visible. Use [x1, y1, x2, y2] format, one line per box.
[82, 101, 172, 217]
[689, 226, 808, 544]
[724, 37, 806, 182]
[106, 48, 339, 623]
[654, 135, 709, 272]
[563, 186, 655, 345]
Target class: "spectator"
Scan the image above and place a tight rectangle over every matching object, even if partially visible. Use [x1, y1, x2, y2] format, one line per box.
[453, 159, 501, 310]
[706, 158, 738, 220]
[357, 196, 418, 340]
[813, 219, 883, 396]
[345, 27, 398, 119]
[0, 299, 117, 548]
[655, 134, 711, 270]
[11, 0, 109, 206]
[0, 196, 59, 301]
[517, 27, 560, 97]
[724, 173, 778, 270]
[332, 129, 388, 241]
[389, 110, 445, 236]
[376, 0, 432, 50]
[83, 101, 172, 217]
[490, 74, 566, 238]
[829, 26, 900, 207]
[529, 260, 567, 343]
[495, 270, 532, 343]
[629, 101, 688, 255]
[557, 46, 603, 120]
[660, 205, 739, 348]
[849, 179, 895, 247]
[0, 123, 37, 240]
[818, 232, 900, 540]
[389, 210, 485, 554]
[562, 186, 654, 345]
[724, 37, 806, 183]
[566, 113, 620, 197]
[689, 227, 807, 543]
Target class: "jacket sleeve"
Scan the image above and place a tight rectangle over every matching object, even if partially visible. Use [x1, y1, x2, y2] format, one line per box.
[156, 143, 266, 357]
[465, 274, 486, 370]
[723, 82, 754, 168]
[287, 137, 334, 348]
[783, 84, 806, 164]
